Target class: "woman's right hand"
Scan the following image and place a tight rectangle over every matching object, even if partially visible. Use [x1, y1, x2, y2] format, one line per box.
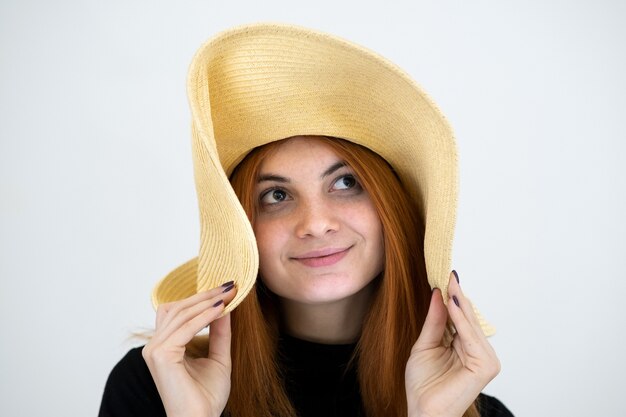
[142, 281, 237, 417]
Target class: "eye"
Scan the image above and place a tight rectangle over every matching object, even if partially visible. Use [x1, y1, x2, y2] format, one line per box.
[332, 175, 357, 190]
[260, 188, 289, 205]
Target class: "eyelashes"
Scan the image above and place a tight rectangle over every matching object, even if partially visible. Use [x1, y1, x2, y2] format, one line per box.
[260, 188, 290, 205]
[332, 175, 357, 191]
[258, 174, 362, 207]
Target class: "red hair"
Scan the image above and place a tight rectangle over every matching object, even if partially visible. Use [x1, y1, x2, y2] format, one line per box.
[220, 137, 480, 417]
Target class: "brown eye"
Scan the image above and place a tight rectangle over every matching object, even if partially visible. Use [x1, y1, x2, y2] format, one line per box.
[332, 175, 357, 190]
[260, 188, 289, 205]
[272, 189, 287, 201]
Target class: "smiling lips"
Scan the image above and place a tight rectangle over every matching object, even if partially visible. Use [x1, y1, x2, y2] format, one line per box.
[292, 247, 351, 267]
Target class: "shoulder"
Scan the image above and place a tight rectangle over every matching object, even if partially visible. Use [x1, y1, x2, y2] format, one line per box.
[477, 393, 515, 417]
[98, 346, 166, 417]
[105, 346, 154, 391]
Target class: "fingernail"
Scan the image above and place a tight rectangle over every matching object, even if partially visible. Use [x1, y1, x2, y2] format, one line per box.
[452, 295, 460, 307]
[222, 284, 235, 293]
[221, 280, 234, 287]
[452, 270, 459, 284]
[213, 299, 224, 307]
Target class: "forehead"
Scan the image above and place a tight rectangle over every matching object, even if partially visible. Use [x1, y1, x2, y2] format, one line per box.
[258, 136, 341, 172]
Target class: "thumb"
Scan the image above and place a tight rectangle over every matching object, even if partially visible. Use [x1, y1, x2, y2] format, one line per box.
[207, 313, 232, 368]
[414, 289, 448, 350]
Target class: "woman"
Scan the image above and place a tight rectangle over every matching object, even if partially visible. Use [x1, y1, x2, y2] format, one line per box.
[99, 24, 513, 417]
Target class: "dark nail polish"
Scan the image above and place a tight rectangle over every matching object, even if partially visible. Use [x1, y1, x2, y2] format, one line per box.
[221, 280, 234, 287]
[212, 299, 224, 307]
[452, 295, 460, 307]
[452, 270, 459, 284]
[222, 284, 235, 293]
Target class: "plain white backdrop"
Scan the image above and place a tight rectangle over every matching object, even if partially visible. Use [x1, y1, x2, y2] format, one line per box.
[1, 1, 625, 416]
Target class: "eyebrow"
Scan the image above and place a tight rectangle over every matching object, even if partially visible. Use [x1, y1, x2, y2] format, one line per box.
[257, 161, 347, 183]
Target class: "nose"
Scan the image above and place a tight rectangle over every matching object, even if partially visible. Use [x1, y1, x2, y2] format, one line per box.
[294, 197, 339, 238]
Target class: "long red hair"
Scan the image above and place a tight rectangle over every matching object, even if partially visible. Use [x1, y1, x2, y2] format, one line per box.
[217, 136, 480, 417]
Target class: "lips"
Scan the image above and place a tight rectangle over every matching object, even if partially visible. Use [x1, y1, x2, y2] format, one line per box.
[291, 247, 351, 267]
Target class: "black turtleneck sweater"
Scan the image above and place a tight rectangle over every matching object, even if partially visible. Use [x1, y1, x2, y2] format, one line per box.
[278, 334, 364, 416]
[99, 336, 513, 417]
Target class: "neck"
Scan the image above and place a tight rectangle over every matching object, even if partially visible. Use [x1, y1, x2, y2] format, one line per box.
[279, 281, 376, 344]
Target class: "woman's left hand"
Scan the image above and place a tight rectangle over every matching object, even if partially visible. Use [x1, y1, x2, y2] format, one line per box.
[405, 271, 501, 417]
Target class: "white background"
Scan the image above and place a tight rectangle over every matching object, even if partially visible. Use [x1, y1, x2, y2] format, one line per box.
[1, 1, 625, 416]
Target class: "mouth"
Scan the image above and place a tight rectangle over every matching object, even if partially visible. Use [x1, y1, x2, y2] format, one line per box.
[291, 247, 351, 267]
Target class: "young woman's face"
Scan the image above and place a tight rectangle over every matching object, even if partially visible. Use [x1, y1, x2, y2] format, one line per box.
[253, 136, 384, 306]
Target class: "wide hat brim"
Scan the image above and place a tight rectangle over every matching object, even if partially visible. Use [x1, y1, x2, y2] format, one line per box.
[151, 23, 495, 336]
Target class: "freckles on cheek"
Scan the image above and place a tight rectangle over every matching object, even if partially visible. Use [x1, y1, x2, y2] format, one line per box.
[253, 220, 280, 263]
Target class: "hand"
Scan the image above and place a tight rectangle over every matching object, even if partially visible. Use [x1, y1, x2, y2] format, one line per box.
[405, 272, 500, 417]
[142, 282, 237, 417]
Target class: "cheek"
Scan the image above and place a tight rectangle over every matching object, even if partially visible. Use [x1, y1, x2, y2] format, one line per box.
[254, 219, 284, 269]
[254, 220, 287, 296]
[351, 203, 383, 240]
[254, 223, 271, 261]
[353, 205, 385, 265]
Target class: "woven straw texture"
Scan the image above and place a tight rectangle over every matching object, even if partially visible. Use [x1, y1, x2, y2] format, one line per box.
[150, 23, 493, 335]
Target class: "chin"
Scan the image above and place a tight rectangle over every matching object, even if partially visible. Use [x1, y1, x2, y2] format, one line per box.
[281, 278, 378, 307]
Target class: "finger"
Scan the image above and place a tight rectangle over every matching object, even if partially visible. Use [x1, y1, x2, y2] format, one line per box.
[414, 289, 448, 350]
[448, 271, 501, 379]
[448, 272, 486, 342]
[150, 298, 225, 349]
[448, 271, 483, 332]
[446, 275, 487, 357]
[154, 284, 237, 344]
[143, 300, 228, 369]
[448, 292, 501, 379]
[155, 280, 234, 328]
[207, 313, 232, 368]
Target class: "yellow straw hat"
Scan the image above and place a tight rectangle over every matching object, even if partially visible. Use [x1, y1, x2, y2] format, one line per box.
[151, 23, 494, 336]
